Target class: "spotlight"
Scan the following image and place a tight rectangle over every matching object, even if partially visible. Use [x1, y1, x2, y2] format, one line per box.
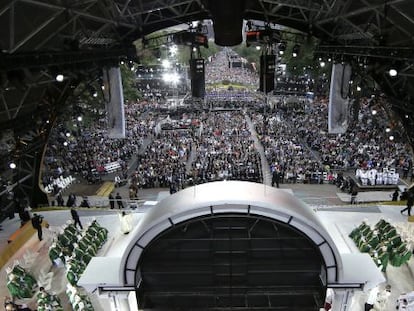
[77, 116, 83, 122]
[320, 61, 326, 68]
[256, 46, 261, 50]
[66, 132, 71, 137]
[278, 41, 286, 54]
[385, 128, 391, 133]
[292, 44, 300, 58]
[389, 68, 398, 77]
[9, 162, 16, 169]
[389, 135, 394, 141]
[63, 141, 68, 146]
[89, 86, 98, 98]
[371, 109, 377, 115]
[55, 74, 64, 82]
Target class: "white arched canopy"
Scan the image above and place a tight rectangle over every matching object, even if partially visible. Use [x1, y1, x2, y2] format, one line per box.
[122, 181, 343, 286]
[78, 180, 385, 310]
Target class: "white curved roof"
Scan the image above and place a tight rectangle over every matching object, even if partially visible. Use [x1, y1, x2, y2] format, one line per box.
[121, 181, 344, 286]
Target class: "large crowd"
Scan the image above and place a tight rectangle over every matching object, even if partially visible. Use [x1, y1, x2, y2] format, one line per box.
[189, 110, 262, 184]
[40, 48, 414, 201]
[205, 48, 259, 86]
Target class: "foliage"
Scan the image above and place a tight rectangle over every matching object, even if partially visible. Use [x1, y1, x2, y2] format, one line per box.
[176, 41, 220, 64]
[280, 34, 330, 77]
[136, 29, 222, 67]
[232, 44, 261, 65]
[120, 63, 141, 102]
[135, 30, 171, 64]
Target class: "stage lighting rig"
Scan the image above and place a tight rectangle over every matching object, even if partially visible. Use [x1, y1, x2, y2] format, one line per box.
[172, 31, 208, 48]
[142, 29, 209, 51]
[246, 27, 281, 47]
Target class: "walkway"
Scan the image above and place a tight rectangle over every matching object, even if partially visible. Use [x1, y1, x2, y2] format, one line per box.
[245, 113, 272, 185]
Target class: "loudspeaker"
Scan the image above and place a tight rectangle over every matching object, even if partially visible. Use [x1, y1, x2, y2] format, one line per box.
[259, 55, 275, 93]
[208, 0, 245, 46]
[190, 58, 205, 98]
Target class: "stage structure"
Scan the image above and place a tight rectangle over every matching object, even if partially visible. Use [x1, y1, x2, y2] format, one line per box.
[79, 181, 384, 311]
[245, 26, 281, 94]
[142, 27, 209, 99]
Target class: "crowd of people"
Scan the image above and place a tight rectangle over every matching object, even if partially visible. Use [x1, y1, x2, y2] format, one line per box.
[38, 48, 414, 204]
[189, 110, 262, 184]
[252, 93, 413, 185]
[41, 101, 157, 195]
[132, 126, 192, 191]
[205, 48, 259, 86]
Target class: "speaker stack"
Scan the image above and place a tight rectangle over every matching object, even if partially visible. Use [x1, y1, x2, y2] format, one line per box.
[259, 54, 276, 93]
[189, 58, 205, 98]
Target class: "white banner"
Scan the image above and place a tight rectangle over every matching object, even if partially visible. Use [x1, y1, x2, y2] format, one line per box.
[328, 63, 352, 134]
[103, 67, 125, 138]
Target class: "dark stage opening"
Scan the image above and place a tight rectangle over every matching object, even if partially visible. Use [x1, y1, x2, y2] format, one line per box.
[135, 213, 327, 310]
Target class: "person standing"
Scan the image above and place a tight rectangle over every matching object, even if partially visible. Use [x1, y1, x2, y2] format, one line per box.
[66, 193, 77, 207]
[350, 187, 358, 204]
[391, 189, 399, 201]
[70, 207, 83, 230]
[324, 288, 334, 311]
[116, 192, 124, 209]
[56, 192, 64, 206]
[119, 211, 132, 234]
[109, 193, 115, 209]
[401, 192, 414, 216]
[31, 213, 43, 241]
[364, 286, 379, 311]
[271, 169, 280, 188]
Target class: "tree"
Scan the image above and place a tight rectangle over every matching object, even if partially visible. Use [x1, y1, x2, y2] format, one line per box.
[120, 63, 140, 102]
[232, 44, 261, 64]
[280, 35, 330, 78]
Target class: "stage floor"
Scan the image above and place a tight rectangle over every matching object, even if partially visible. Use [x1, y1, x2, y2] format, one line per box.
[1, 183, 413, 311]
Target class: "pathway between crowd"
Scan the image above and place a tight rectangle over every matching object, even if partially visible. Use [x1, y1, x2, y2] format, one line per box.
[245, 113, 272, 186]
